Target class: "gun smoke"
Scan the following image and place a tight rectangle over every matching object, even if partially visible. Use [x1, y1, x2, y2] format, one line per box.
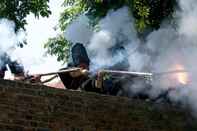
[0, 0, 64, 77]
[64, 1, 197, 116]
[0, 19, 25, 71]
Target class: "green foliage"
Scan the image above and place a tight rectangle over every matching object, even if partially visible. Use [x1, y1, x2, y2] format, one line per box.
[132, 0, 150, 32]
[61, 0, 128, 29]
[148, 0, 177, 29]
[0, 0, 51, 32]
[45, 0, 176, 62]
[44, 35, 70, 62]
[61, 0, 176, 32]
[59, 1, 86, 31]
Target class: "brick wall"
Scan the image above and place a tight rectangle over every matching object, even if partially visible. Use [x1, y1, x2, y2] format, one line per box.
[0, 79, 196, 131]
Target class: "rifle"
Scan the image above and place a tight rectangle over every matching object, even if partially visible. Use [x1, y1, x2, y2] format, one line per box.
[96, 69, 189, 89]
[100, 70, 152, 77]
[25, 68, 83, 84]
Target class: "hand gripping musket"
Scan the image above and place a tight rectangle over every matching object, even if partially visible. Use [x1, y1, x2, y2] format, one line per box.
[96, 70, 153, 89]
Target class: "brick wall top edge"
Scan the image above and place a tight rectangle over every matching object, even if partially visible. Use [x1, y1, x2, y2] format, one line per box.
[0, 79, 190, 113]
[0, 78, 196, 130]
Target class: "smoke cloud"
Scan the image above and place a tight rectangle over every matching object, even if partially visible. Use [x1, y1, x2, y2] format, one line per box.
[88, 7, 138, 71]
[0, 18, 61, 77]
[0, 19, 25, 68]
[65, 15, 93, 45]
[8, 0, 63, 75]
[142, 0, 197, 115]
[0, 19, 25, 54]
[0, 0, 63, 77]
[64, 1, 197, 115]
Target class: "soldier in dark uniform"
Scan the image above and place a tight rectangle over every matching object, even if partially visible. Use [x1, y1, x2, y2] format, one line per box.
[58, 43, 100, 92]
[58, 42, 133, 95]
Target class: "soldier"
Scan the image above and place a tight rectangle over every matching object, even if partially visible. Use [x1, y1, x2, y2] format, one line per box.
[58, 43, 127, 95]
[58, 43, 100, 92]
[0, 53, 25, 79]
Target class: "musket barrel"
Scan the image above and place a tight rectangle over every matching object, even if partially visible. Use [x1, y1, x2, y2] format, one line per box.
[101, 69, 188, 77]
[101, 70, 153, 77]
[34, 69, 186, 78]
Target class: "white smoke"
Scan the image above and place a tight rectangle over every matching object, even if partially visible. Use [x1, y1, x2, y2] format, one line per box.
[0, 19, 26, 66]
[0, 0, 64, 79]
[88, 7, 138, 71]
[64, 1, 197, 115]
[0, 19, 25, 54]
[172, 0, 197, 115]
[88, 30, 115, 70]
[142, 0, 197, 115]
[9, 0, 64, 74]
[65, 15, 93, 45]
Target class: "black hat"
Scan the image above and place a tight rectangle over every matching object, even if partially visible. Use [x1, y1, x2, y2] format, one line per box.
[71, 43, 90, 67]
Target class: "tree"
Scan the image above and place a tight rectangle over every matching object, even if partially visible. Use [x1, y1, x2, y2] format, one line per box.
[44, 35, 70, 62]
[60, 0, 176, 32]
[0, 0, 51, 32]
[44, 0, 176, 62]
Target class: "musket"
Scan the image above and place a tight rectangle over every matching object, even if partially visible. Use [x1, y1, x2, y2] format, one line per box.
[25, 68, 82, 84]
[34, 67, 82, 77]
[100, 70, 152, 77]
[95, 69, 188, 89]
[99, 69, 188, 77]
